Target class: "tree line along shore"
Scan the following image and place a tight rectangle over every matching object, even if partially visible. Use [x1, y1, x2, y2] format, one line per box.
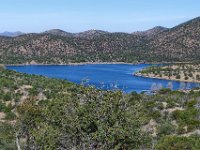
[135, 64, 200, 84]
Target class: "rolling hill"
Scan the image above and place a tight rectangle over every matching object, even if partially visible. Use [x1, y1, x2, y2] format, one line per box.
[0, 17, 200, 64]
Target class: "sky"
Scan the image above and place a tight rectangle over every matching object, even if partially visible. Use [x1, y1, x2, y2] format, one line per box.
[0, 0, 199, 33]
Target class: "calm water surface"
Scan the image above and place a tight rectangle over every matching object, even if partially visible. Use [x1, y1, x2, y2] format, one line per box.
[6, 64, 199, 93]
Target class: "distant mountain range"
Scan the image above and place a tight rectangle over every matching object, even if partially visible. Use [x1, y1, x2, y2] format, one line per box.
[0, 17, 200, 64]
[0, 31, 25, 37]
[0, 27, 167, 38]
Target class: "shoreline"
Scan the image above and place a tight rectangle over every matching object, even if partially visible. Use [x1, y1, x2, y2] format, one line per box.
[2, 61, 196, 67]
[134, 73, 200, 84]
[3, 62, 146, 66]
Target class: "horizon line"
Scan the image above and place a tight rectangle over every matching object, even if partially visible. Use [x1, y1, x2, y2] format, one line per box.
[0, 16, 199, 34]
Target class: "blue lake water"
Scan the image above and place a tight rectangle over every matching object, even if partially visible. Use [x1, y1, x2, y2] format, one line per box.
[6, 64, 199, 93]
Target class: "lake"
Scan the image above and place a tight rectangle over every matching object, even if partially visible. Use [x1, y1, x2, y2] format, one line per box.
[6, 64, 199, 93]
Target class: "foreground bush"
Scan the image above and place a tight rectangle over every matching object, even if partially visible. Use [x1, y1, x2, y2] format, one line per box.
[156, 135, 200, 150]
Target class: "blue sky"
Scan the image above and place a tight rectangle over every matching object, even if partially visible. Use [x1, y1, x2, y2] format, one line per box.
[0, 0, 199, 33]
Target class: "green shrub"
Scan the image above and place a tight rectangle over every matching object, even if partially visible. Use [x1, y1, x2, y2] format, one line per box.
[5, 111, 16, 120]
[176, 74, 181, 79]
[166, 99, 176, 108]
[158, 88, 171, 94]
[157, 103, 164, 110]
[0, 123, 16, 149]
[151, 110, 162, 121]
[3, 93, 12, 101]
[157, 122, 175, 137]
[177, 124, 186, 134]
[188, 73, 193, 78]
[0, 101, 6, 112]
[186, 99, 197, 108]
[145, 101, 156, 109]
[172, 109, 200, 131]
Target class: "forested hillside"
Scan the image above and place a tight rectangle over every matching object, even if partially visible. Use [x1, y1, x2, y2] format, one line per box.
[0, 17, 200, 64]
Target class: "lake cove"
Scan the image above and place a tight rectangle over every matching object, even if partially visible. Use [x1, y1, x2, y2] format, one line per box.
[6, 64, 199, 93]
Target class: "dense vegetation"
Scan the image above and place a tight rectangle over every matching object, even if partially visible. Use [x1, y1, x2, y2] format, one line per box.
[0, 66, 200, 149]
[0, 17, 200, 64]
